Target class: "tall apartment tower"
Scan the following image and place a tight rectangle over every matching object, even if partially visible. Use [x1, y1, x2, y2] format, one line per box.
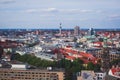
[74, 26, 80, 36]
[101, 47, 110, 73]
[0, 46, 3, 58]
[59, 23, 62, 35]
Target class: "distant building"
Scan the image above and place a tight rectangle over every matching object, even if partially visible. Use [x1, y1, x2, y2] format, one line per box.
[74, 26, 80, 36]
[88, 28, 94, 36]
[94, 48, 120, 62]
[59, 23, 62, 35]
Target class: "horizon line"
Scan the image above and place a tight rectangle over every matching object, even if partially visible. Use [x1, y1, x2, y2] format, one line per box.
[0, 28, 120, 30]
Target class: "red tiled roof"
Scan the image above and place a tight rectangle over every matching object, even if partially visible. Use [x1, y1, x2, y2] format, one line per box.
[111, 68, 120, 75]
[66, 55, 75, 60]
[58, 48, 97, 64]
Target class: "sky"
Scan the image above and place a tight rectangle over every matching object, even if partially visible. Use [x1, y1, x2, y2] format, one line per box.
[0, 0, 120, 29]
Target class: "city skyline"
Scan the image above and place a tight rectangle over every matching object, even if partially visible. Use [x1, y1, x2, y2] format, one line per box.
[0, 0, 120, 29]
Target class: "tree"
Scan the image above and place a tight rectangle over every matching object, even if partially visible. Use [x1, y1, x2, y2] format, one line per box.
[111, 59, 120, 66]
[6, 51, 11, 55]
[99, 38, 104, 42]
[74, 58, 84, 64]
[87, 62, 94, 70]
[14, 53, 21, 60]
[71, 58, 83, 72]
[94, 64, 101, 71]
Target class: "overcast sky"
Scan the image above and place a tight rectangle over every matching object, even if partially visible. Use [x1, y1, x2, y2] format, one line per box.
[0, 0, 120, 29]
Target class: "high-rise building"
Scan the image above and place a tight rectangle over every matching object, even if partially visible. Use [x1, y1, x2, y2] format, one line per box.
[101, 48, 110, 73]
[74, 26, 80, 36]
[88, 28, 94, 35]
[0, 46, 3, 58]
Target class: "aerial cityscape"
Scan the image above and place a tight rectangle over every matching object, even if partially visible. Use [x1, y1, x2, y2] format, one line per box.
[0, 0, 120, 80]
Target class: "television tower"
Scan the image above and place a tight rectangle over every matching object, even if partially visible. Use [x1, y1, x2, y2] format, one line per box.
[59, 23, 62, 35]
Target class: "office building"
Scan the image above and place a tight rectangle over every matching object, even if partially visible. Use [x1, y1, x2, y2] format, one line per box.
[74, 26, 80, 36]
[0, 68, 65, 80]
[88, 28, 94, 36]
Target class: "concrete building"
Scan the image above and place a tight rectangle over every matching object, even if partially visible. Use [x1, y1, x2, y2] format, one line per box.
[77, 70, 106, 80]
[0, 68, 65, 80]
[0, 60, 65, 80]
[74, 26, 80, 36]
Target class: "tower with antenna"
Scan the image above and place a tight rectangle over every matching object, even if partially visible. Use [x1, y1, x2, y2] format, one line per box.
[59, 23, 62, 35]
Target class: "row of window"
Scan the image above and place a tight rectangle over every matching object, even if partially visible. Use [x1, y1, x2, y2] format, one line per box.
[0, 74, 58, 77]
[0, 77, 58, 80]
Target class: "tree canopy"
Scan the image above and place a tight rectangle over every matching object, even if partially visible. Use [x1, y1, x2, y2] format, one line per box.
[14, 53, 101, 80]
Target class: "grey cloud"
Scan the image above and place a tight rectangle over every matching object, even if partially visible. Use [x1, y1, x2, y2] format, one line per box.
[60, 9, 101, 14]
[25, 9, 38, 13]
[43, 8, 59, 13]
[25, 8, 103, 15]
[109, 14, 120, 18]
[0, 0, 15, 4]
[25, 8, 59, 14]
[80, 10, 93, 13]
[108, 14, 120, 21]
